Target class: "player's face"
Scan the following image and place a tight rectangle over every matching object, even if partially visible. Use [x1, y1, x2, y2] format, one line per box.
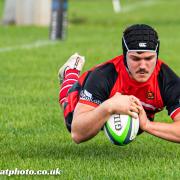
[127, 51, 157, 82]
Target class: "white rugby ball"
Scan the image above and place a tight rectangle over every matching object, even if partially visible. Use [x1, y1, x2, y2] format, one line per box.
[104, 114, 139, 146]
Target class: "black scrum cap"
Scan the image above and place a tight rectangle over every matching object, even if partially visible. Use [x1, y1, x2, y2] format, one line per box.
[122, 24, 160, 67]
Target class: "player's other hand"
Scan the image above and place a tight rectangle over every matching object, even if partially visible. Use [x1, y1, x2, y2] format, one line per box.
[106, 92, 141, 119]
[137, 105, 150, 131]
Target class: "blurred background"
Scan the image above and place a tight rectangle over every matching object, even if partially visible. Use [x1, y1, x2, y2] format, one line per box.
[0, 0, 180, 179]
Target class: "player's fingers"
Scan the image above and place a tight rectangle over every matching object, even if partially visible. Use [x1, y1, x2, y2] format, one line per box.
[137, 105, 145, 115]
[131, 102, 142, 110]
[128, 110, 138, 119]
[133, 98, 141, 106]
[129, 95, 141, 106]
[129, 105, 139, 114]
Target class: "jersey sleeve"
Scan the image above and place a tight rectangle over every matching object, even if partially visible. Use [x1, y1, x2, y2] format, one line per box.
[158, 63, 180, 119]
[79, 63, 118, 107]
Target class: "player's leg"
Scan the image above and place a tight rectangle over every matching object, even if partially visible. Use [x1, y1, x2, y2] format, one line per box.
[58, 52, 85, 108]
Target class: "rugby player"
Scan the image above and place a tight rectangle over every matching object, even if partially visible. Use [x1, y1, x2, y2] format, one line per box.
[58, 24, 180, 143]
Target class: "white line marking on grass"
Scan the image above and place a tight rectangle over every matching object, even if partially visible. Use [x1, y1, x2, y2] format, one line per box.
[0, 40, 58, 53]
[121, 0, 158, 13]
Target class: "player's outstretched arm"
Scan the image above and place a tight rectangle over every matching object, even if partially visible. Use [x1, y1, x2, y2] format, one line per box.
[71, 102, 111, 144]
[71, 93, 141, 144]
[138, 107, 180, 143]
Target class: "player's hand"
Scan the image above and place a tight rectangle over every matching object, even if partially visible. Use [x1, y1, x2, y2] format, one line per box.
[107, 92, 141, 119]
[137, 105, 150, 131]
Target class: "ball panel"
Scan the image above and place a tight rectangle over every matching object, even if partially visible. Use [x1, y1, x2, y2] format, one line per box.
[123, 115, 133, 144]
[104, 124, 122, 145]
[130, 117, 139, 140]
[105, 115, 131, 145]
[108, 114, 129, 136]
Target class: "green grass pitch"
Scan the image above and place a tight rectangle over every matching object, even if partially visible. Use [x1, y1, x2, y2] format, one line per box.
[0, 0, 180, 179]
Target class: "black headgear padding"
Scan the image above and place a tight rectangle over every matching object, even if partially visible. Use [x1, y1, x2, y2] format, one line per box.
[122, 24, 160, 68]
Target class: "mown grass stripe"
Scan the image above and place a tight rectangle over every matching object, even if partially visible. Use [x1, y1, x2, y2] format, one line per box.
[0, 40, 57, 53]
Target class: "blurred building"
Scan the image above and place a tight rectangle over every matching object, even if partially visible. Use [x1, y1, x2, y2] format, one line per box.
[3, 0, 51, 26]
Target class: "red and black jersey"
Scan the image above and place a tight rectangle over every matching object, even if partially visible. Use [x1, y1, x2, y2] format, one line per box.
[64, 55, 180, 132]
